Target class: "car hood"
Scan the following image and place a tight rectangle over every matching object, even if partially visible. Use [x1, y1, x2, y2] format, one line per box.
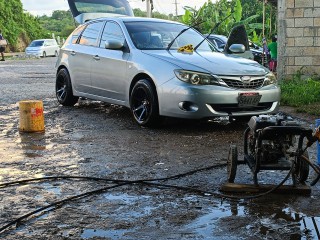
[142, 50, 268, 76]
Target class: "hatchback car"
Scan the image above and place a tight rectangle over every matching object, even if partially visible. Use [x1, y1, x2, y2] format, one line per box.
[55, 17, 280, 127]
[25, 39, 60, 57]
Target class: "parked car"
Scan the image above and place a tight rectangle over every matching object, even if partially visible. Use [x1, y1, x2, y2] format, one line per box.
[205, 34, 264, 64]
[204, 34, 228, 52]
[55, 16, 280, 127]
[25, 39, 60, 57]
[249, 40, 264, 64]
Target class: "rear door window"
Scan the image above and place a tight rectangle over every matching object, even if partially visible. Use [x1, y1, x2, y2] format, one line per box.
[79, 21, 105, 47]
[99, 21, 125, 48]
[71, 25, 86, 44]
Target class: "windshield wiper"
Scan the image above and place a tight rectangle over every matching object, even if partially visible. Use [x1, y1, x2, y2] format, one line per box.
[166, 21, 204, 51]
[193, 13, 232, 51]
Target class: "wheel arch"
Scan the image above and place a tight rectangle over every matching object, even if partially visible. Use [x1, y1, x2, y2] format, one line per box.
[56, 65, 69, 76]
[56, 66, 75, 94]
[129, 73, 159, 104]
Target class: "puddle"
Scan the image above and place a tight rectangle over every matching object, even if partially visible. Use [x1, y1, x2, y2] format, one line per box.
[81, 228, 128, 239]
[103, 192, 151, 204]
[39, 182, 62, 195]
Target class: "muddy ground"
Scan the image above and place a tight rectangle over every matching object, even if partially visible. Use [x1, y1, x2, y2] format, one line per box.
[0, 57, 320, 239]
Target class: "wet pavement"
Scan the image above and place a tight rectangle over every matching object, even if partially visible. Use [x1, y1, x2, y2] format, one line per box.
[1, 58, 320, 239]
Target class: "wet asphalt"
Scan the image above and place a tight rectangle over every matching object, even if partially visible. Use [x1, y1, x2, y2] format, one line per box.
[0, 57, 320, 239]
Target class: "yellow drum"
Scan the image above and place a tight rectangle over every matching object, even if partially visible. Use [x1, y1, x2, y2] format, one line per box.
[19, 100, 45, 132]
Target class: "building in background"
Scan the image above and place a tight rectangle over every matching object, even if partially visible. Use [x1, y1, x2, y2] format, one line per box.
[275, 0, 320, 79]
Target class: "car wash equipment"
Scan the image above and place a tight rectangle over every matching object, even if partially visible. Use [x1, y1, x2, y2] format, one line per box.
[227, 114, 320, 188]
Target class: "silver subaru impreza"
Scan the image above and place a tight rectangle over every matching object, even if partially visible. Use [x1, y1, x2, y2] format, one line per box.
[55, 17, 280, 127]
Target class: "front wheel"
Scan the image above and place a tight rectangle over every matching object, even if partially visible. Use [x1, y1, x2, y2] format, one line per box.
[130, 79, 160, 127]
[56, 68, 79, 106]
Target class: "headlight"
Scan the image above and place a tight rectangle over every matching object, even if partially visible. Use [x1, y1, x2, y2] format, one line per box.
[264, 72, 277, 86]
[174, 70, 220, 85]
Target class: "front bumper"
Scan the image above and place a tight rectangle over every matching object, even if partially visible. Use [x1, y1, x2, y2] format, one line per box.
[25, 51, 42, 57]
[158, 79, 280, 119]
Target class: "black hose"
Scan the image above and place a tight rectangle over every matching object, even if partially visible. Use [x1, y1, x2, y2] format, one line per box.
[0, 163, 294, 234]
[300, 155, 320, 186]
[0, 182, 129, 233]
[0, 163, 228, 188]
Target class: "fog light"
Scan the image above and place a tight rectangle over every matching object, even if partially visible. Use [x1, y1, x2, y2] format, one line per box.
[179, 101, 199, 112]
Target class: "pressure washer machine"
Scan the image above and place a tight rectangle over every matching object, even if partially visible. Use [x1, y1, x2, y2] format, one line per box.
[227, 114, 320, 187]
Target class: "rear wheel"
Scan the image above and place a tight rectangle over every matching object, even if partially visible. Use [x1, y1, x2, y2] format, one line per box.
[227, 145, 238, 183]
[130, 79, 160, 127]
[56, 68, 79, 106]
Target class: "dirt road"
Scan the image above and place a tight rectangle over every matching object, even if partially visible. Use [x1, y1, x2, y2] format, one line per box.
[0, 58, 320, 239]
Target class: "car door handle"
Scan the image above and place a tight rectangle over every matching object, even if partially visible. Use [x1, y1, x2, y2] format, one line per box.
[93, 55, 100, 61]
[70, 51, 76, 56]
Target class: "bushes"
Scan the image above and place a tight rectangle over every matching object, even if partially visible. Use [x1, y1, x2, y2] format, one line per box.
[280, 77, 320, 115]
[0, 0, 46, 51]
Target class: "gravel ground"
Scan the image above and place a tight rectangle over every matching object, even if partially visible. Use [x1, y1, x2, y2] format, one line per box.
[0, 57, 320, 239]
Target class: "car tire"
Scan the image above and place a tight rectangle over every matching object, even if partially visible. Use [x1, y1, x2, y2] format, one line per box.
[130, 79, 161, 127]
[296, 151, 310, 183]
[56, 68, 79, 106]
[42, 51, 46, 58]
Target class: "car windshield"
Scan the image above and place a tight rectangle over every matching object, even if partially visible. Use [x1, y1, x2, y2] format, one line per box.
[125, 21, 216, 52]
[74, 0, 131, 15]
[29, 41, 44, 47]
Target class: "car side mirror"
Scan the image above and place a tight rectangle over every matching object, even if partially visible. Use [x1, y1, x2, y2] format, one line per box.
[229, 44, 245, 53]
[105, 40, 124, 50]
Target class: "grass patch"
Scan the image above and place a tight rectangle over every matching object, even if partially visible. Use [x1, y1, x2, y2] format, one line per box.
[280, 78, 320, 115]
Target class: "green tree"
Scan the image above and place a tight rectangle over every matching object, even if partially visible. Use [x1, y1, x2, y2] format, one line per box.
[0, 0, 47, 51]
[38, 10, 76, 39]
[181, 0, 276, 43]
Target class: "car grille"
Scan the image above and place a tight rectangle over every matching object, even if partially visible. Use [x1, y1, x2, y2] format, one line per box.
[210, 102, 273, 113]
[219, 76, 265, 89]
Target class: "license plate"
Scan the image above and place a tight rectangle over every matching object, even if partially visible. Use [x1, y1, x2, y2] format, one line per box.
[238, 92, 261, 107]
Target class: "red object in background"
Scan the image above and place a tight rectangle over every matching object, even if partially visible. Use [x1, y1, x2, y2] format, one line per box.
[269, 60, 277, 72]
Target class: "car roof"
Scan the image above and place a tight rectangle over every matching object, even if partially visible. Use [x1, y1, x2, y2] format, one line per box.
[86, 16, 182, 25]
[205, 34, 228, 39]
[32, 39, 56, 41]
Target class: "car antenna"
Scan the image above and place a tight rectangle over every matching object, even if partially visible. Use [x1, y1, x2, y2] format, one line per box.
[166, 20, 205, 51]
[193, 12, 233, 51]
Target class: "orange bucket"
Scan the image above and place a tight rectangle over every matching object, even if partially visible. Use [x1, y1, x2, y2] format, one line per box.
[19, 100, 45, 132]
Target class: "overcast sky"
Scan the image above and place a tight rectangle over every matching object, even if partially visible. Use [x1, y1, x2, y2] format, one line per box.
[20, 0, 210, 16]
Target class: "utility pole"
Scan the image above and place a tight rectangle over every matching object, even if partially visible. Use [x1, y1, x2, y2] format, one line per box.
[174, 0, 178, 17]
[146, 0, 152, 18]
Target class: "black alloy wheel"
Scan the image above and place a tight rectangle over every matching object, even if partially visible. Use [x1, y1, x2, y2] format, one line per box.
[55, 68, 79, 106]
[130, 79, 160, 127]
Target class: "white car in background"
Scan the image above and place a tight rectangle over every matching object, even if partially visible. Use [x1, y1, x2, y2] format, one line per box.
[25, 39, 60, 57]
